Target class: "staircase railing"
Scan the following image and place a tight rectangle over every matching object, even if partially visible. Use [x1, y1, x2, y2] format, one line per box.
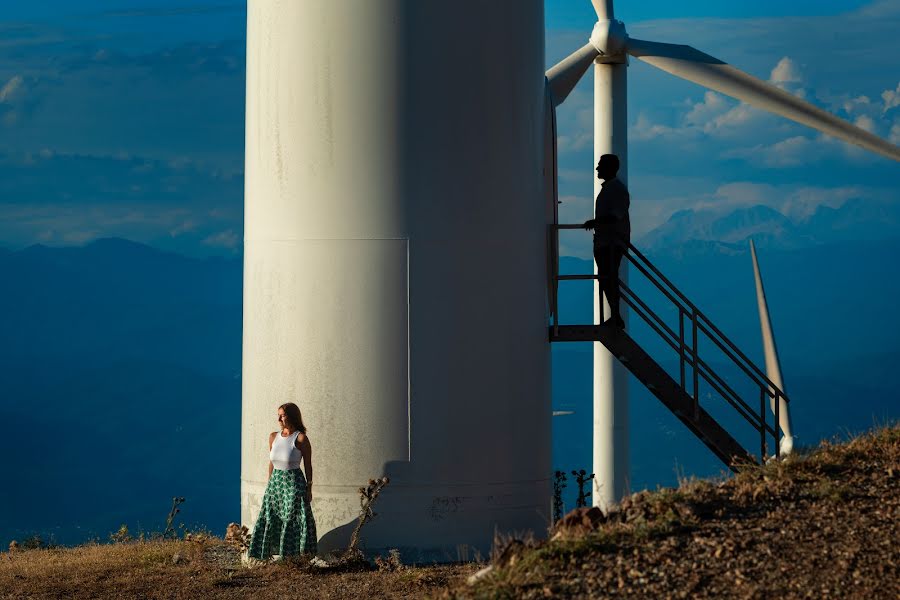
[549, 223, 788, 463]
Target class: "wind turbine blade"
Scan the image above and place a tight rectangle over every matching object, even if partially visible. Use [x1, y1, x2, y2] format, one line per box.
[546, 43, 601, 107]
[626, 38, 900, 162]
[750, 239, 794, 455]
[591, 0, 614, 20]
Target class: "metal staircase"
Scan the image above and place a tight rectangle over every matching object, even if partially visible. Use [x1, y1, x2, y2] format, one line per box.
[548, 224, 789, 469]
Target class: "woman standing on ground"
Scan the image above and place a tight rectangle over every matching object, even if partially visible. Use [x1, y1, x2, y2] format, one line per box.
[246, 402, 317, 560]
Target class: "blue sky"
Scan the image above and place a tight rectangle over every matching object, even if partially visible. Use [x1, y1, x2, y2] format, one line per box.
[0, 0, 898, 256]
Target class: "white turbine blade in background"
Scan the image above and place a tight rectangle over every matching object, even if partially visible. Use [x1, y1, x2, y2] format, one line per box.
[591, 0, 614, 20]
[750, 239, 794, 456]
[626, 38, 900, 162]
[546, 43, 601, 106]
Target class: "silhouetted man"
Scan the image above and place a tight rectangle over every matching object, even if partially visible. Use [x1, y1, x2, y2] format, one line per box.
[583, 154, 630, 328]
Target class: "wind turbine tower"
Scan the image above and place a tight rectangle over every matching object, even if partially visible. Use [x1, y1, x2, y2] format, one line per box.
[241, 1, 550, 558]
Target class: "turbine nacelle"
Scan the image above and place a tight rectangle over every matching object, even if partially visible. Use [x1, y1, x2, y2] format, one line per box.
[590, 19, 628, 58]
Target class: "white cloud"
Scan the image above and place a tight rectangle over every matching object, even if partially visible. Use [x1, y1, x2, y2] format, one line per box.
[554, 87, 594, 155]
[0, 196, 236, 255]
[203, 229, 239, 250]
[683, 91, 732, 130]
[762, 136, 819, 167]
[857, 0, 900, 18]
[725, 135, 831, 168]
[0, 75, 23, 102]
[632, 56, 810, 145]
[770, 57, 803, 86]
[704, 57, 806, 133]
[616, 5, 900, 171]
[628, 49, 899, 169]
[818, 81, 900, 142]
[168, 220, 196, 237]
[709, 103, 761, 132]
[854, 114, 877, 133]
[557, 130, 593, 154]
[61, 229, 101, 244]
[700, 182, 873, 222]
[636, 181, 879, 241]
[631, 112, 680, 141]
[708, 182, 772, 208]
[882, 82, 900, 113]
[780, 186, 868, 221]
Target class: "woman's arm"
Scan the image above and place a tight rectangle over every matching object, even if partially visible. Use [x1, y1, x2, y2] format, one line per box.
[299, 434, 313, 501]
[267, 432, 277, 480]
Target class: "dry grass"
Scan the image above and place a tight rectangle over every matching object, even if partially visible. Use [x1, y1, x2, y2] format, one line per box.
[0, 538, 478, 599]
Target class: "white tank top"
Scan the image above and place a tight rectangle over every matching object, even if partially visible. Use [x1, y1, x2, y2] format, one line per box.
[270, 431, 303, 471]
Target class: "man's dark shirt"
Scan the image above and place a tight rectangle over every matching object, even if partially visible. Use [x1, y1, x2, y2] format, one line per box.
[593, 177, 630, 246]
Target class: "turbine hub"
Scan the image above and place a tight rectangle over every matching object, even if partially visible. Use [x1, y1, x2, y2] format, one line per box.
[590, 19, 628, 57]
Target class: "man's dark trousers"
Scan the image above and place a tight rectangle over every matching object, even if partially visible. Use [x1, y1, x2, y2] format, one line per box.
[594, 239, 624, 324]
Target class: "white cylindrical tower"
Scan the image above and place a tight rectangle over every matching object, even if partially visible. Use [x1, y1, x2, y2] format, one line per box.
[592, 56, 629, 512]
[243, 1, 550, 560]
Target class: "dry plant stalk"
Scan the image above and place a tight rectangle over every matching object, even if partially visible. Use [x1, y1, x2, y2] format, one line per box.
[552, 470, 567, 524]
[373, 548, 404, 572]
[572, 469, 595, 508]
[163, 497, 185, 539]
[109, 525, 132, 544]
[347, 476, 390, 555]
[224, 523, 250, 551]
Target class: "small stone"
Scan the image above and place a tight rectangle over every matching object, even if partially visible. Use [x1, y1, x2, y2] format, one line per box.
[172, 552, 182, 565]
[467, 565, 494, 585]
[552, 506, 606, 538]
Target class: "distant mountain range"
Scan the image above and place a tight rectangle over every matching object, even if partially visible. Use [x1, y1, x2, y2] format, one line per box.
[1, 235, 897, 542]
[638, 199, 900, 255]
[0, 238, 241, 376]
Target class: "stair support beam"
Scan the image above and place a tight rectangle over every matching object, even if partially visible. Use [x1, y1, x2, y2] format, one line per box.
[550, 325, 755, 470]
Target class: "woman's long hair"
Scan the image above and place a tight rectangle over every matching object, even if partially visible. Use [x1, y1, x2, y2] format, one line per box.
[279, 402, 307, 434]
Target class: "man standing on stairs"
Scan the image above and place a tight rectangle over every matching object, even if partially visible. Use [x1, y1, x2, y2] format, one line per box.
[583, 154, 630, 329]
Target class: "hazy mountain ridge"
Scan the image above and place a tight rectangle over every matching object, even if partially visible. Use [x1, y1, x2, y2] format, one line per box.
[0, 237, 241, 377]
[639, 198, 900, 254]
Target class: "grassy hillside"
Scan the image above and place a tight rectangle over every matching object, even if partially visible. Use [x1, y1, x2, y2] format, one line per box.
[1, 425, 896, 599]
[460, 424, 900, 599]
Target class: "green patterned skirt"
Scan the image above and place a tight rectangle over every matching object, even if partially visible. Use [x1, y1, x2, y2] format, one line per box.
[248, 468, 317, 559]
